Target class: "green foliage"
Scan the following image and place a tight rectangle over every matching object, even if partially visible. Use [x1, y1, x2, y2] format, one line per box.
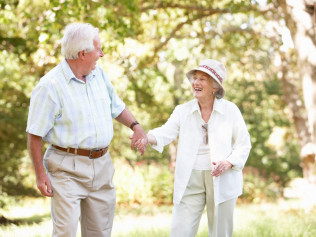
[0, 0, 144, 208]
[114, 161, 173, 205]
[0, 0, 306, 208]
[242, 168, 282, 203]
[0, 51, 39, 208]
[226, 75, 301, 186]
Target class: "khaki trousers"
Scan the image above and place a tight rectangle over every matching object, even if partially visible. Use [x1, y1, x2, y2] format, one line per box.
[170, 169, 237, 237]
[44, 146, 116, 237]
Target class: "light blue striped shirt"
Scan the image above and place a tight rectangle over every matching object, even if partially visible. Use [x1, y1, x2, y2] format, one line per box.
[26, 59, 125, 149]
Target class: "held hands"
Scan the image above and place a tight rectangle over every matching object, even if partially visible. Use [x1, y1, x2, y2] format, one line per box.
[211, 160, 232, 177]
[130, 126, 148, 155]
[134, 137, 148, 153]
[131, 133, 156, 155]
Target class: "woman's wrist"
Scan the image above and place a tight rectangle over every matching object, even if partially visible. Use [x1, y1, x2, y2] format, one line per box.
[225, 160, 233, 169]
[147, 134, 157, 146]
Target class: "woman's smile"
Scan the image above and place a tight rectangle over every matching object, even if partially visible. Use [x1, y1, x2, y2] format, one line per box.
[192, 71, 213, 99]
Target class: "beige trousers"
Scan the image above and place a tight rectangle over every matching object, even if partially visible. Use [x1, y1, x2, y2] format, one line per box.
[44, 146, 116, 237]
[170, 169, 237, 237]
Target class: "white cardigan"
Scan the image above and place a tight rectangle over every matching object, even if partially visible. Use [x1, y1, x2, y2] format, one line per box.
[149, 98, 251, 205]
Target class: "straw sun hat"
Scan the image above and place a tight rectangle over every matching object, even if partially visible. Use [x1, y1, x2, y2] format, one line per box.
[186, 59, 227, 98]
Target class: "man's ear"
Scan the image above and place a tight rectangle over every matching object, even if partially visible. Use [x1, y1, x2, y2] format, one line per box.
[78, 50, 85, 59]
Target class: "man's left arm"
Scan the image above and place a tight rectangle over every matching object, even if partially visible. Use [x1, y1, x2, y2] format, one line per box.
[115, 107, 148, 155]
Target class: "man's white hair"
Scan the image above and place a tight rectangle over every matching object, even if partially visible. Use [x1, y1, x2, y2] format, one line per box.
[61, 23, 99, 59]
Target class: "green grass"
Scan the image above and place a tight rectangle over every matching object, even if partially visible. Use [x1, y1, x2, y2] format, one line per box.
[232, 203, 316, 237]
[1, 198, 316, 237]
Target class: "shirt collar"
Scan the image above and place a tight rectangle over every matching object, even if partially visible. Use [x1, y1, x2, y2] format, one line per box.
[190, 98, 225, 115]
[61, 58, 96, 84]
[61, 59, 77, 84]
[213, 98, 225, 115]
[190, 99, 200, 114]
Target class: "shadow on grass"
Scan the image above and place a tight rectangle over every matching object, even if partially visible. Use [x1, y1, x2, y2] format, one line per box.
[0, 213, 51, 226]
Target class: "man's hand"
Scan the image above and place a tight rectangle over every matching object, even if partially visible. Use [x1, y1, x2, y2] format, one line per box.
[115, 108, 148, 155]
[36, 171, 53, 197]
[211, 160, 232, 177]
[130, 125, 148, 155]
[28, 133, 53, 197]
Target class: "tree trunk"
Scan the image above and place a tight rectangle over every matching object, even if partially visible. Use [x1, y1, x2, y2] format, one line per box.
[280, 53, 316, 184]
[279, 0, 316, 184]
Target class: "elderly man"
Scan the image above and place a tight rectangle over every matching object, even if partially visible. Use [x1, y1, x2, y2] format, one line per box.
[26, 23, 147, 237]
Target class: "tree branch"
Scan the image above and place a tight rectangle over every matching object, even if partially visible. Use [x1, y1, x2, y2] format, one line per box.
[140, 2, 229, 13]
[152, 12, 219, 56]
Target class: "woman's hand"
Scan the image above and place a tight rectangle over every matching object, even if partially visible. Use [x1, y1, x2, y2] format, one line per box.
[211, 160, 232, 177]
[130, 135, 148, 154]
[130, 134, 157, 155]
[130, 126, 148, 155]
[134, 138, 147, 152]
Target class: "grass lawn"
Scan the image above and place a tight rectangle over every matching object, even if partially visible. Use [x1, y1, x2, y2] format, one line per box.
[1, 198, 316, 237]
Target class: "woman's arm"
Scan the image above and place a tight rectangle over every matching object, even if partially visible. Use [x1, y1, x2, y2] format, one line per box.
[147, 106, 181, 153]
[134, 106, 181, 153]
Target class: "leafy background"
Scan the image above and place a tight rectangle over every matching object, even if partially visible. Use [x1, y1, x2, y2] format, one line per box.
[1, 0, 314, 211]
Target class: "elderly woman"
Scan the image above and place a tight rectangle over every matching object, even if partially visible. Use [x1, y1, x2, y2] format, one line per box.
[138, 59, 251, 237]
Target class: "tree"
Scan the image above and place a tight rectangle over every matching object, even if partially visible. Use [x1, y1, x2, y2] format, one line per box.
[118, 0, 303, 187]
[0, 0, 312, 208]
[278, 0, 316, 184]
[0, 0, 144, 207]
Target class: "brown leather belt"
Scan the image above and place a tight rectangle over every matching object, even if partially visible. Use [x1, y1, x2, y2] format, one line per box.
[52, 145, 109, 159]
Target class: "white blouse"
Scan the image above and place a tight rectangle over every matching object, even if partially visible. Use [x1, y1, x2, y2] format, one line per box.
[149, 98, 251, 205]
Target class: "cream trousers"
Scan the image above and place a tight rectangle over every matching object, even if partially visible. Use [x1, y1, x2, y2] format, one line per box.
[170, 169, 237, 237]
[44, 146, 116, 237]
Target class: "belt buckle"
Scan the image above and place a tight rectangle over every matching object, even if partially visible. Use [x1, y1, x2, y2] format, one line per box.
[89, 148, 102, 159]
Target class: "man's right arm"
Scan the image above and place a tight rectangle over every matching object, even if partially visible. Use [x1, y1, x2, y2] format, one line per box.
[27, 133, 53, 197]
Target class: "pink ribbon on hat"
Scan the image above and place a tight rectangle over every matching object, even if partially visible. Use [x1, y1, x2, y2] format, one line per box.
[199, 65, 223, 84]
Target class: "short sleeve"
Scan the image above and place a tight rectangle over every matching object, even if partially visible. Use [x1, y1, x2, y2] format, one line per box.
[100, 68, 125, 118]
[26, 84, 60, 137]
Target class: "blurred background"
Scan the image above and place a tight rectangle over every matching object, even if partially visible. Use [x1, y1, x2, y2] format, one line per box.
[0, 0, 316, 236]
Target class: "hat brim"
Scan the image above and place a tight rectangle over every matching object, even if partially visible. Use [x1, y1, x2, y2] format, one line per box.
[186, 68, 225, 97]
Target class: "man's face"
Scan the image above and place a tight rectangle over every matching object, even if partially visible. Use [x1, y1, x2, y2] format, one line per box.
[84, 36, 104, 74]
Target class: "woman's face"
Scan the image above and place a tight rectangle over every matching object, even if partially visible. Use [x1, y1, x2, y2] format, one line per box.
[191, 71, 215, 100]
